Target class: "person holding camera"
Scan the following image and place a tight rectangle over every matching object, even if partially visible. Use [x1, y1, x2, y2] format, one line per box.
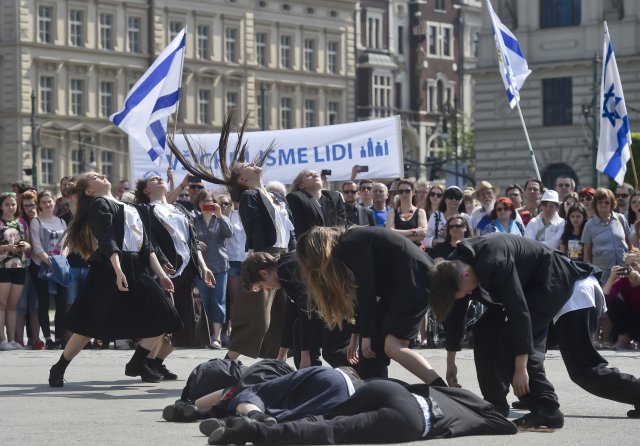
[602, 249, 640, 350]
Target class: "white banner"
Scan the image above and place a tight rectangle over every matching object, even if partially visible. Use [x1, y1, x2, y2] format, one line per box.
[129, 116, 403, 185]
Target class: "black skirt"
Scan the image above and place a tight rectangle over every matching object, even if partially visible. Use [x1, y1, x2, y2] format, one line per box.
[66, 252, 183, 340]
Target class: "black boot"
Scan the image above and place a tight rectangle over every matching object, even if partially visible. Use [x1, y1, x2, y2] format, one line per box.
[125, 346, 162, 383]
[48, 353, 70, 388]
[207, 417, 258, 445]
[162, 402, 206, 422]
[149, 358, 178, 380]
[628, 405, 640, 418]
[513, 408, 564, 429]
[246, 410, 277, 426]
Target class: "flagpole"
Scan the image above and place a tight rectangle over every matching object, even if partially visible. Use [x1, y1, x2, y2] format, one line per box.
[168, 27, 187, 182]
[630, 153, 639, 190]
[515, 102, 541, 181]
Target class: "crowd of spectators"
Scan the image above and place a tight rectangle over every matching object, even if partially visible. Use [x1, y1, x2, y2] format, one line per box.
[1, 169, 638, 354]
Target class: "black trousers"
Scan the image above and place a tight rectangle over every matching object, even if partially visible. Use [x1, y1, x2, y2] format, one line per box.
[555, 307, 640, 406]
[253, 380, 424, 445]
[606, 299, 640, 341]
[472, 307, 559, 412]
[29, 261, 67, 340]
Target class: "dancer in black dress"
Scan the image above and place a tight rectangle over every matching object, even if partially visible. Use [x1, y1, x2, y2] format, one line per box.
[48, 172, 182, 387]
[296, 226, 443, 384]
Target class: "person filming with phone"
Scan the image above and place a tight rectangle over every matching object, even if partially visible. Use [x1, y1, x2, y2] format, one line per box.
[602, 249, 640, 350]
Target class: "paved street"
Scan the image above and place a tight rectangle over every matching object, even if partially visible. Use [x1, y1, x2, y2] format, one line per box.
[1, 347, 639, 445]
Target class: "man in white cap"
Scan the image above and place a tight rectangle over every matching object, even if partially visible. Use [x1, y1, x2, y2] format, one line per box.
[524, 190, 565, 250]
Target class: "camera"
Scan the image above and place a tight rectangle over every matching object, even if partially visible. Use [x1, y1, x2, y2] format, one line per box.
[321, 169, 332, 176]
[616, 266, 632, 277]
[356, 165, 369, 173]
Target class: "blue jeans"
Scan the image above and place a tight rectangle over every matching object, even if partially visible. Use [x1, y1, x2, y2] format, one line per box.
[67, 267, 89, 305]
[16, 270, 38, 315]
[198, 271, 228, 324]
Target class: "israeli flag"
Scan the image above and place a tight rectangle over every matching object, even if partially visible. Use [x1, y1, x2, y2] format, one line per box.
[110, 28, 186, 164]
[597, 22, 631, 185]
[486, 0, 531, 108]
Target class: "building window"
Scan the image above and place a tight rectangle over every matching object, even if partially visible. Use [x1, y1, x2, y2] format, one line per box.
[256, 32, 267, 66]
[197, 25, 210, 59]
[257, 89, 267, 129]
[328, 101, 339, 125]
[367, 15, 382, 49]
[428, 26, 437, 55]
[541, 0, 581, 28]
[226, 91, 238, 114]
[281, 97, 292, 129]
[99, 13, 113, 50]
[128, 17, 141, 53]
[303, 38, 316, 71]
[280, 35, 291, 68]
[304, 99, 316, 127]
[327, 40, 339, 74]
[70, 79, 84, 115]
[198, 89, 210, 124]
[100, 81, 114, 118]
[442, 27, 451, 57]
[543, 78, 572, 126]
[71, 150, 81, 175]
[428, 83, 436, 112]
[225, 28, 237, 62]
[40, 76, 54, 114]
[170, 21, 183, 40]
[41, 148, 54, 185]
[373, 74, 392, 117]
[38, 5, 53, 43]
[398, 26, 404, 54]
[101, 151, 113, 180]
[69, 9, 84, 47]
[435, 0, 446, 11]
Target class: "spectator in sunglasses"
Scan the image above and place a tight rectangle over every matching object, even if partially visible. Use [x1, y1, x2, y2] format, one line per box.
[482, 197, 525, 236]
[424, 185, 444, 221]
[341, 181, 374, 227]
[357, 180, 374, 207]
[424, 186, 471, 251]
[167, 173, 206, 215]
[385, 179, 427, 246]
[578, 187, 596, 219]
[615, 183, 634, 219]
[429, 214, 471, 261]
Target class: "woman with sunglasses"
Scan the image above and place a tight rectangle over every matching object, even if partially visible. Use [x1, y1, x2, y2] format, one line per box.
[481, 197, 525, 236]
[424, 186, 470, 252]
[193, 190, 233, 350]
[135, 174, 215, 353]
[578, 187, 596, 219]
[429, 214, 472, 261]
[423, 185, 444, 222]
[385, 179, 427, 246]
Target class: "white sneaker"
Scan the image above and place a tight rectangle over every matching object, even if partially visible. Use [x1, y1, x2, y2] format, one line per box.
[0, 340, 16, 351]
[9, 341, 24, 350]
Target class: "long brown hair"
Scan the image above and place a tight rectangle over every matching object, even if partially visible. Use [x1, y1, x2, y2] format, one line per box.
[62, 173, 96, 259]
[297, 227, 357, 330]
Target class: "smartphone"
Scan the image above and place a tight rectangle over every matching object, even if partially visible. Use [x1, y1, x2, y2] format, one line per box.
[201, 203, 217, 211]
[617, 266, 632, 277]
[189, 175, 202, 183]
[321, 169, 332, 176]
[356, 165, 369, 173]
[15, 241, 25, 247]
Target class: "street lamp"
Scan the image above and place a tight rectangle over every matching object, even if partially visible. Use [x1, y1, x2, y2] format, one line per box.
[30, 90, 38, 190]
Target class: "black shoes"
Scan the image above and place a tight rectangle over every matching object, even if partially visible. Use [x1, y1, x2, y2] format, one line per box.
[48, 363, 65, 388]
[246, 410, 277, 425]
[628, 405, 640, 418]
[513, 408, 564, 429]
[205, 417, 258, 445]
[162, 402, 201, 422]
[125, 362, 162, 383]
[153, 362, 178, 380]
[512, 400, 530, 410]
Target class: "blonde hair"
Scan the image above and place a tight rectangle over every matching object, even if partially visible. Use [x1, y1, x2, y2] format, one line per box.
[297, 227, 357, 329]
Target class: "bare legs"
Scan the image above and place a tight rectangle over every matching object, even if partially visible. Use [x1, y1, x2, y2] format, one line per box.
[384, 334, 441, 384]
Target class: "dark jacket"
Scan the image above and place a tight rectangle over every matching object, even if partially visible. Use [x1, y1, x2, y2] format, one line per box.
[446, 233, 590, 355]
[87, 198, 152, 265]
[286, 190, 346, 238]
[344, 202, 375, 227]
[138, 202, 203, 279]
[239, 189, 295, 252]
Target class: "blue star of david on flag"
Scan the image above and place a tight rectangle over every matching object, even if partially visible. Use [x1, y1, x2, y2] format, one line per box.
[597, 22, 631, 185]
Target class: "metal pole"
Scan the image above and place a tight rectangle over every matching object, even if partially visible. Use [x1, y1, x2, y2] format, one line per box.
[260, 81, 266, 130]
[515, 102, 542, 181]
[452, 97, 459, 186]
[592, 52, 600, 188]
[30, 90, 38, 190]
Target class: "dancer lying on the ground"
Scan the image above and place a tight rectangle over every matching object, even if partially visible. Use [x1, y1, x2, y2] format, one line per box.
[200, 380, 517, 445]
[296, 226, 442, 384]
[430, 233, 640, 430]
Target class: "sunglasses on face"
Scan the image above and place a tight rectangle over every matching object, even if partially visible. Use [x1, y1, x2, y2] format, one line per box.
[616, 193, 630, 199]
[430, 192, 443, 198]
[360, 186, 372, 191]
[448, 224, 465, 229]
[189, 184, 204, 190]
[580, 196, 594, 202]
[495, 207, 511, 212]
[343, 190, 358, 195]
[399, 189, 412, 194]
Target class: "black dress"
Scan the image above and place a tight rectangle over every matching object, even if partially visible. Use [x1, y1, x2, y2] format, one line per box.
[65, 197, 182, 340]
[336, 227, 434, 343]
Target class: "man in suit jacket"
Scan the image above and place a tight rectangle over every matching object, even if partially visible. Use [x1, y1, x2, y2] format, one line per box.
[430, 233, 640, 428]
[286, 169, 346, 238]
[341, 181, 375, 227]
